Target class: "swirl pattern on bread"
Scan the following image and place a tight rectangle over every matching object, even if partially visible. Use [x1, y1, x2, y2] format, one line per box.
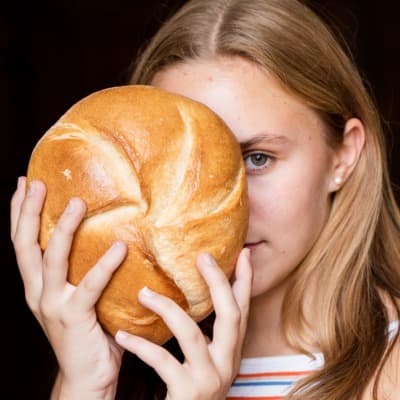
[27, 85, 249, 344]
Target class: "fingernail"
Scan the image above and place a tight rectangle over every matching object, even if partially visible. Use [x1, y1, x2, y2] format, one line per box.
[109, 241, 127, 257]
[27, 181, 36, 196]
[17, 177, 25, 190]
[66, 198, 76, 213]
[139, 286, 155, 298]
[115, 330, 128, 342]
[110, 241, 126, 251]
[201, 252, 216, 267]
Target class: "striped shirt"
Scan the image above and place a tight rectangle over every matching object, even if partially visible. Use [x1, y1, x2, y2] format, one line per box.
[226, 352, 324, 399]
[226, 320, 399, 400]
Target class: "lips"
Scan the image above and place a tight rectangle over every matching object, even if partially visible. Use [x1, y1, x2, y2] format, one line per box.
[244, 240, 265, 251]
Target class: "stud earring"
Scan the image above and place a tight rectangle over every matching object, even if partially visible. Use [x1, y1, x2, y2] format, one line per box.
[334, 176, 343, 185]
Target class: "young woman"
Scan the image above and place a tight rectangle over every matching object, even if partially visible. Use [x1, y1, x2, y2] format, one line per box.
[11, 0, 400, 399]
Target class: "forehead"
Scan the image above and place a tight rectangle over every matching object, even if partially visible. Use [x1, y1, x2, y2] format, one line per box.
[151, 57, 327, 144]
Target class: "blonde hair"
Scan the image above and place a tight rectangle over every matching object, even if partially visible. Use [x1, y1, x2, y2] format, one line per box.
[129, 0, 400, 398]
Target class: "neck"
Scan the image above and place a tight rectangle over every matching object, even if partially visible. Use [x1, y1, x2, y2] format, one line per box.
[242, 275, 322, 358]
[242, 279, 297, 358]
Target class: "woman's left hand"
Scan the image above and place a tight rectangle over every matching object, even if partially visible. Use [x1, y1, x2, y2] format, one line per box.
[115, 249, 252, 400]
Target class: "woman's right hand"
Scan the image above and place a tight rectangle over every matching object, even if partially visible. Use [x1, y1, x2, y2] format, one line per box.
[10, 177, 128, 400]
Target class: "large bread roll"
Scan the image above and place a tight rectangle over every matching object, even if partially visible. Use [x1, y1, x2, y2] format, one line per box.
[27, 85, 249, 344]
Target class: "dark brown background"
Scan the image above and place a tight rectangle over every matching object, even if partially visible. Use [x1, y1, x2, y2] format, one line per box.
[2, 0, 399, 398]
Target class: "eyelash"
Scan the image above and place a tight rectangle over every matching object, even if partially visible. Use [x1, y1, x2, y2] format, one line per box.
[243, 151, 274, 173]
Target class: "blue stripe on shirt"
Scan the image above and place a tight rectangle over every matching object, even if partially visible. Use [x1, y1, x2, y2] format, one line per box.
[232, 381, 295, 387]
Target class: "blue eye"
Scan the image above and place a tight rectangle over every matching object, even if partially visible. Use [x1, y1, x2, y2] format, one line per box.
[244, 152, 271, 170]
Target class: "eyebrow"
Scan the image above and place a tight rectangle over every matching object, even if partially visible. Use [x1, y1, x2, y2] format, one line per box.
[240, 132, 291, 150]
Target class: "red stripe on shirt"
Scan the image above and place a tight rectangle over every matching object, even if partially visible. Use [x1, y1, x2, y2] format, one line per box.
[235, 369, 314, 379]
[226, 396, 284, 400]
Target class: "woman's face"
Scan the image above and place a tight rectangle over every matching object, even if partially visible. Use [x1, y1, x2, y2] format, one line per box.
[152, 57, 337, 298]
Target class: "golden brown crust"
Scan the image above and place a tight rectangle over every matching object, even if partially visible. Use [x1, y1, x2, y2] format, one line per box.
[27, 85, 248, 344]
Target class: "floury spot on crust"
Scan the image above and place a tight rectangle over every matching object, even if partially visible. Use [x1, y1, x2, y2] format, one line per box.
[62, 168, 72, 180]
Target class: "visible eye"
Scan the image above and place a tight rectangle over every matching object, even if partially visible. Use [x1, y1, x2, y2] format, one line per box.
[243, 152, 272, 171]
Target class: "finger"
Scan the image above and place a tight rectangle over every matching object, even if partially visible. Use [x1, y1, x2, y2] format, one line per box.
[137, 287, 213, 368]
[196, 253, 246, 367]
[42, 198, 87, 295]
[230, 248, 252, 344]
[70, 241, 128, 312]
[13, 180, 47, 284]
[197, 253, 242, 344]
[115, 331, 184, 384]
[10, 176, 26, 240]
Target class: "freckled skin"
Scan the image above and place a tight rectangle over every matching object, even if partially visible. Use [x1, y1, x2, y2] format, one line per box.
[152, 57, 335, 299]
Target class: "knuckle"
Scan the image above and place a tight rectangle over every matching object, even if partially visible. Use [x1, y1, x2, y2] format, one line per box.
[210, 270, 227, 287]
[53, 221, 74, 239]
[13, 233, 27, 251]
[221, 367, 235, 389]
[39, 297, 58, 320]
[11, 235, 20, 250]
[165, 296, 178, 311]
[11, 191, 24, 209]
[40, 301, 71, 327]
[94, 258, 113, 276]
[24, 292, 39, 315]
[221, 303, 241, 328]
[58, 311, 72, 328]
[230, 307, 242, 325]
[155, 295, 176, 313]
[81, 278, 97, 294]
[187, 327, 207, 347]
[193, 369, 223, 396]
[81, 269, 101, 293]
[155, 349, 171, 365]
[206, 374, 224, 397]
[144, 346, 172, 368]
[40, 305, 55, 321]
[10, 191, 19, 207]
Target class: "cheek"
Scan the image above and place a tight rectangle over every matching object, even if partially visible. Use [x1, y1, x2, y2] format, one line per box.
[246, 166, 332, 296]
[248, 164, 332, 239]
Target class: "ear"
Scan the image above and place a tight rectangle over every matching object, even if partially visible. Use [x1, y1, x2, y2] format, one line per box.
[328, 117, 365, 193]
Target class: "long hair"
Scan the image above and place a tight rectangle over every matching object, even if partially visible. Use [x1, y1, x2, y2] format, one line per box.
[125, 0, 400, 398]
